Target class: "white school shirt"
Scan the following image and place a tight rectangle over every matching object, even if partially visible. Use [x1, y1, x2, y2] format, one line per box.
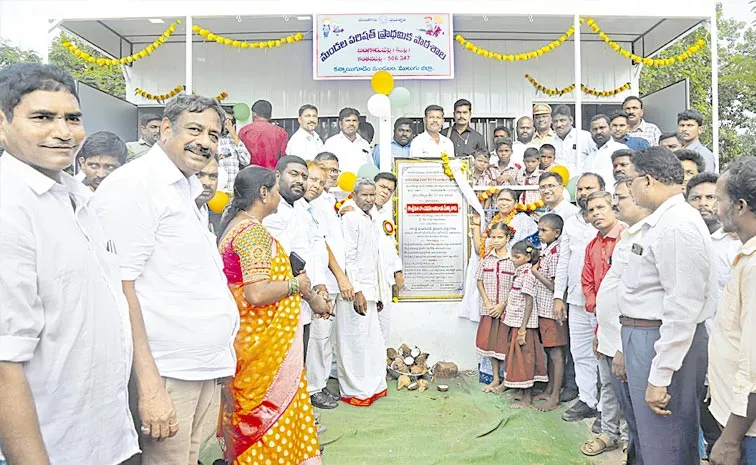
[618, 194, 716, 387]
[595, 219, 645, 357]
[342, 207, 381, 302]
[553, 210, 598, 306]
[92, 145, 239, 381]
[323, 132, 372, 176]
[409, 131, 456, 159]
[0, 153, 138, 464]
[581, 140, 628, 193]
[311, 190, 347, 294]
[286, 127, 324, 161]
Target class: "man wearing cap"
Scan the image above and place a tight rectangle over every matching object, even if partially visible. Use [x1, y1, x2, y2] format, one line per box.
[533, 103, 557, 147]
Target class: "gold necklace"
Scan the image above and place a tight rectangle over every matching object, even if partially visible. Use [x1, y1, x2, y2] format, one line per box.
[240, 211, 260, 223]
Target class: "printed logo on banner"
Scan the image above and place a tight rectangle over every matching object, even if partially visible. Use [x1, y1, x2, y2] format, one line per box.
[313, 14, 454, 80]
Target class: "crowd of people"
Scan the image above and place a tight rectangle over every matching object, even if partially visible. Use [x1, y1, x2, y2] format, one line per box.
[1, 60, 755, 465]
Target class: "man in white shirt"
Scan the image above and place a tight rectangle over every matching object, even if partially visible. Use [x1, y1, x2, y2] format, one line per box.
[551, 105, 595, 175]
[76, 131, 128, 191]
[594, 177, 650, 465]
[262, 156, 331, 407]
[93, 94, 240, 465]
[335, 178, 388, 406]
[583, 115, 629, 194]
[300, 159, 341, 410]
[512, 116, 538, 164]
[540, 171, 579, 220]
[287, 104, 324, 161]
[0, 62, 138, 465]
[371, 172, 404, 346]
[619, 146, 714, 465]
[323, 107, 371, 176]
[707, 157, 756, 465]
[409, 104, 455, 158]
[553, 173, 606, 422]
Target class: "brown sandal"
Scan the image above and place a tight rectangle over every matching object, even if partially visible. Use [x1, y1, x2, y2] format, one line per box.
[580, 433, 619, 456]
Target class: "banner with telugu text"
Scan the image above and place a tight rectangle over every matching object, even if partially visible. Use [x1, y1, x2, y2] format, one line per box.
[313, 14, 454, 80]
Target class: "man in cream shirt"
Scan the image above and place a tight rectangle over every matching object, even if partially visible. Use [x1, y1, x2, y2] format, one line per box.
[410, 105, 455, 158]
[708, 156, 756, 465]
[93, 94, 239, 465]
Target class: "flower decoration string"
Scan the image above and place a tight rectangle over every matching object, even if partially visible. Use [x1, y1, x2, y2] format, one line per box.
[193, 25, 304, 49]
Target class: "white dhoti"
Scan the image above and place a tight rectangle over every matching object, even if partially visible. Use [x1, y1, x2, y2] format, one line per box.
[305, 314, 334, 395]
[333, 298, 388, 406]
[377, 303, 392, 348]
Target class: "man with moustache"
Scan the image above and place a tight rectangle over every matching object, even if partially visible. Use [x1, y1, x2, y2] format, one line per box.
[323, 107, 372, 176]
[551, 105, 595, 175]
[678, 109, 716, 173]
[444, 98, 486, 157]
[619, 146, 714, 465]
[0, 63, 138, 465]
[554, 173, 606, 422]
[127, 113, 161, 161]
[583, 115, 628, 193]
[707, 156, 756, 465]
[263, 156, 331, 392]
[372, 117, 413, 166]
[299, 160, 339, 410]
[611, 149, 634, 181]
[335, 178, 388, 406]
[532, 103, 556, 147]
[410, 104, 455, 159]
[93, 94, 239, 465]
[513, 116, 538, 165]
[287, 104, 324, 161]
[77, 131, 128, 191]
[195, 157, 226, 233]
[580, 190, 627, 457]
[622, 96, 661, 146]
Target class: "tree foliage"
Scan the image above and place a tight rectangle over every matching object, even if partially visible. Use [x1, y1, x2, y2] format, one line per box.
[0, 39, 41, 67]
[48, 31, 126, 99]
[640, 5, 756, 165]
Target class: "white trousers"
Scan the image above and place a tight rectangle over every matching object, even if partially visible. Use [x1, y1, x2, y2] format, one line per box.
[569, 304, 599, 409]
[333, 299, 387, 401]
[305, 315, 334, 395]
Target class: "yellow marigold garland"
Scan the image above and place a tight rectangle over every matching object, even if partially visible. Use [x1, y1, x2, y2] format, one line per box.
[585, 17, 705, 66]
[192, 25, 304, 49]
[63, 20, 181, 67]
[441, 152, 454, 180]
[215, 91, 229, 102]
[525, 74, 632, 97]
[455, 19, 583, 62]
[135, 86, 228, 103]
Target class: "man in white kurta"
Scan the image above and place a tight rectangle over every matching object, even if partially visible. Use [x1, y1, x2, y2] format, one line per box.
[335, 178, 388, 406]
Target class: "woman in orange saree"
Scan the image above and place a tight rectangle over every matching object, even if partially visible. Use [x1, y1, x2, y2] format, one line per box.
[217, 166, 322, 465]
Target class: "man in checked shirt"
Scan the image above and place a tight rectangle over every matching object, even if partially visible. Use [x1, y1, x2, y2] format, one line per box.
[216, 111, 250, 194]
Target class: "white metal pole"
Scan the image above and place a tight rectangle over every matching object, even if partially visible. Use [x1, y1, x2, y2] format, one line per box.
[710, 13, 719, 172]
[185, 15, 193, 94]
[573, 14, 582, 176]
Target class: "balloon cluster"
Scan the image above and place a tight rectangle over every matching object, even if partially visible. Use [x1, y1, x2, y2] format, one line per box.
[367, 70, 411, 117]
[336, 163, 380, 193]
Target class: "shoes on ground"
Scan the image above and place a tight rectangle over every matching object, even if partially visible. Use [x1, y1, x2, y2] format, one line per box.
[560, 388, 579, 403]
[311, 391, 339, 409]
[562, 400, 599, 422]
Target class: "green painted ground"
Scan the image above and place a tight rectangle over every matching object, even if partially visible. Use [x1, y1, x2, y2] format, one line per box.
[200, 376, 616, 465]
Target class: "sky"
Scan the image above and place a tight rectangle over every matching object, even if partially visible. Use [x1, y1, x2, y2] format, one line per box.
[721, 0, 755, 23]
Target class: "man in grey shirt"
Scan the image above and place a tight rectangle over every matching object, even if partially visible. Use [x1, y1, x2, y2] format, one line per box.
[677, 109, 716, 173]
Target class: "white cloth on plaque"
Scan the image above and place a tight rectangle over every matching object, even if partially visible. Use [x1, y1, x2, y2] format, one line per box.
[334, 299, 387, 401]
[459, 249, 482, 323]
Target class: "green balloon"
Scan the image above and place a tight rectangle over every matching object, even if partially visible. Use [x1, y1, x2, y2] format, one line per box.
[566, 176, 579, 200]
[357, 163, 380, 180]
[232, 102, 250, 121]
[389, 86, 411, 109]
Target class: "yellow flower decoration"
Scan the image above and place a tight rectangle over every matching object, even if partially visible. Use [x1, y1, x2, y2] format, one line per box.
[456, 19, 583, 62]
[440, 152, 454, 180]
[524, 74, 631, 97]
[135, 85, 184, 102]
[63, 19, 180, 67]
[585, 17, 705, 66]
[192, 24, 304, 50]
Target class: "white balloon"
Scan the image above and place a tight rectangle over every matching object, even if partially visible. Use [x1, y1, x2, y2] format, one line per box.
[367, 93, 391, 118]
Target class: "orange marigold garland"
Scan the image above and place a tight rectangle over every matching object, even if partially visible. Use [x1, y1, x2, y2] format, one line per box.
[135, 85, 185, 102]
[334, 194, 353, 213]
[215, 91, 229, 102]
[440, 152, 454, 180]
[479, 210, 517, 258]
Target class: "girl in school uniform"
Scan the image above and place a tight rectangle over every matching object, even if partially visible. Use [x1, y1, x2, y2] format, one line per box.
[475, 222, 516, 393]
[503, 240, 548, 409]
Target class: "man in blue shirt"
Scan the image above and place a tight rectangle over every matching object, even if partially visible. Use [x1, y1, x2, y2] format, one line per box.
[372, 117, 413, 166]
[609, 111, 651, 152]
[678, 109, 716, 173]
